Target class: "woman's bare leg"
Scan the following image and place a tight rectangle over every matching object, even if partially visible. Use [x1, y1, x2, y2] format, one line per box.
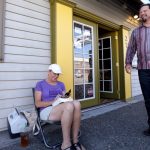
[71, 101, 81, 144]
[49, 102, 75, 149]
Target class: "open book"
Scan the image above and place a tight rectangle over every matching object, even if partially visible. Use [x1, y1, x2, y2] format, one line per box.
[52, 97, 73, 107]
[52, 89, 73, 107]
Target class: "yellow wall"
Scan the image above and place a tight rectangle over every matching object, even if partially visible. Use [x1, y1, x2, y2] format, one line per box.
[122, 28, 131, 99]
[51, 1, 74, 95]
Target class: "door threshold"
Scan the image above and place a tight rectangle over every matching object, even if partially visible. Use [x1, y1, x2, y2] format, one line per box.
[100, 98, 116, 105]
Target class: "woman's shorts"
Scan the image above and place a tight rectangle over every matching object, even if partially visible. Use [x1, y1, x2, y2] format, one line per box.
[40, 106, 53, 120]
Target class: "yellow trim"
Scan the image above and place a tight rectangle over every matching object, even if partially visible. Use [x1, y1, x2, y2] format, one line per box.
[50, 1, 74, 96]
[73, 7, 120, 30]
[120, 25, 130, 31]
[123, 29, 131, 99]
[118, 26, 131, 100]
[51, 0, 76, 8]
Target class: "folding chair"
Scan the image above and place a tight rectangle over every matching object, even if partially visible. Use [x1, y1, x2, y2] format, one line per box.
[32, 88, 81, 149]
[32, 88, 61, 149]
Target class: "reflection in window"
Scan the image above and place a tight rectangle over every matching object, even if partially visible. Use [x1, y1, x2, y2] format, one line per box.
[83, 42, 92, 54]
[85, 69, 93, 83]
[85, 84, 93, 98]
[74, 53, 84, 69]
[75, 85, 84, 100]
[74, 69, 84, 84]
[74, 21, 94, 100]
[83, 55, 93, 68]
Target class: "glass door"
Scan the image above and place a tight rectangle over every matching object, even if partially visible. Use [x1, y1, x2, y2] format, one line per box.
[99, 32, 120, 99]
[73, 17, 99, 108]
[74, 21, 94, 100]
[99, 37, 113, 93]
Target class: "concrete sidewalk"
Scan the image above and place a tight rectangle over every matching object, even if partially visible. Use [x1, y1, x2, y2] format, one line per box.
[0, 95, 149, 150]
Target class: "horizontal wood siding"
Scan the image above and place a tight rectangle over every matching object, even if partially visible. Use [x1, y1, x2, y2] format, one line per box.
[0, 0, 51, 131]
[131, 55, 142, 97]
[131, 69, 142, 97]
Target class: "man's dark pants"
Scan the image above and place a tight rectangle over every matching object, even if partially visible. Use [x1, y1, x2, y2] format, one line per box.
[138, 69, 150, 127]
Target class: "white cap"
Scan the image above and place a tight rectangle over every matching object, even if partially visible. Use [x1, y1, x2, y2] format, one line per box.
[48, 64, 62, 74]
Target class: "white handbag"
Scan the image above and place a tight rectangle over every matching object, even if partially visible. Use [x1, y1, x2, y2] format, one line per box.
[8, 108, 28, 134]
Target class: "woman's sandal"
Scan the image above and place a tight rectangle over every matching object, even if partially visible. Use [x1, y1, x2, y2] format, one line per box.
[73, 142, 86, 150]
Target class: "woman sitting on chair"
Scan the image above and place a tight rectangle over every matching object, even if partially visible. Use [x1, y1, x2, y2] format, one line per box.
[35, 64, 85, 150]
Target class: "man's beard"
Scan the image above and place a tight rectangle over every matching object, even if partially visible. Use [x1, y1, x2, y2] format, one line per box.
[142, 18, 147, 22]
[141, 15, 147, 22]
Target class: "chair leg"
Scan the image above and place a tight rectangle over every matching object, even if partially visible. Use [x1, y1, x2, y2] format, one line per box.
[37, 118, 81, 149]
[38, 119, 61, 149]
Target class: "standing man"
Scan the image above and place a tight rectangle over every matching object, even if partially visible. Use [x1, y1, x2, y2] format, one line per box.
[125, 4, 150, 136]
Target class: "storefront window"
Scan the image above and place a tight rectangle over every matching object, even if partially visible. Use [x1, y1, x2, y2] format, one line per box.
[73, 21, 94, 100]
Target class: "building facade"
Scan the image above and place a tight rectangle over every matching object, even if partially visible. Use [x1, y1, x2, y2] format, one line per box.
[0, 0, 142, 131]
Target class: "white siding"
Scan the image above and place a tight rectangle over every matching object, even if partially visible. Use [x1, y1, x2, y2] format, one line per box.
[0, 0, 51, 131]
[131, 54, 142, 97]
[131, 69, 142, 97]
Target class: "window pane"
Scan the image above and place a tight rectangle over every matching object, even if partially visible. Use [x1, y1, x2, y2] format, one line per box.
[99, 60, 102, 69]
[84, 54, 93, 69]
[99, 40, 102, 49]
[99, 50, 102, 59]
[104, 81, 112, 91]
[104, 70, 111, 80]
[74, 23, 83, 50]
[103, 38, 110, 48]
[75, 85, 84, 99]
[74, 23, 82, 36]
[100, 71, 103, 80]
[85, 84, 93, 98]
[103, 48, 110, 59]
[74, 46, 83, 53]
[83, 42, 92, 54]
[74, 69, 84, 84]
[103, 59, 111, 69]
[84, 26, 92, 41]
[74, 53, 84, 68]
[100, 81, 103, 91]
[85, 69, 93, 83]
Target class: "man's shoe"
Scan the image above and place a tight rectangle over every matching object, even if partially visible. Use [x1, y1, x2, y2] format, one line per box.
[143, 128, 150, 136]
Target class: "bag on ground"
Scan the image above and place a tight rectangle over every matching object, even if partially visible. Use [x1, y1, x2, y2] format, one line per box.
[7, 108, 28, 138]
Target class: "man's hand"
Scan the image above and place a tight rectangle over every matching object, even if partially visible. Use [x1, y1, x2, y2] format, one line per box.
[125, 64, 132, 74]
